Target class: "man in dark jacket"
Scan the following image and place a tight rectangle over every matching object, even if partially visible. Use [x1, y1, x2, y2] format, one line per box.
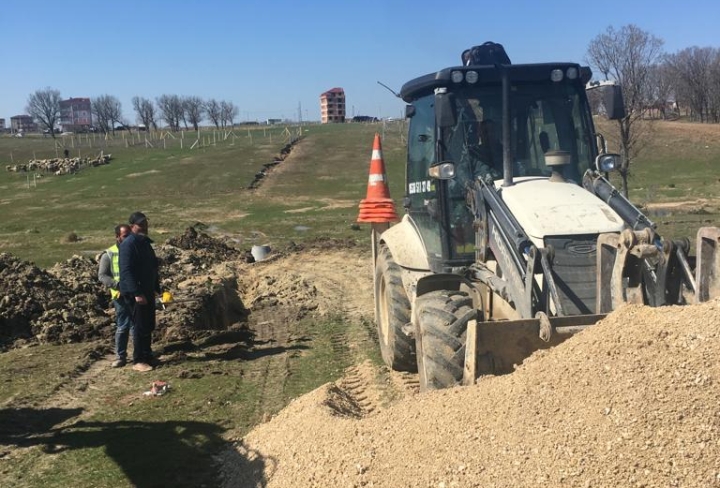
[119, 211, 160, 372]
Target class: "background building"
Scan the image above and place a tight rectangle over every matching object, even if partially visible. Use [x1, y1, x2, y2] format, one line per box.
[10, 115, 37, 133]
[320, 88, 345, 124]
[60, 97, 92, 132]
[0, 118, 5, 132]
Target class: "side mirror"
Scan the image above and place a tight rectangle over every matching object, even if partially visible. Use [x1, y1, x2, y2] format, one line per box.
[428, 161, 456, 180]
[595, 153, 621, 173]
[603, 85, 626, 120]
[405, 105, 416, 118]
[435, 90, 456, 128]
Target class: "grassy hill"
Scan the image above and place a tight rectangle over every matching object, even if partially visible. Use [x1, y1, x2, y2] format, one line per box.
[1, 120, 717, 267]
[0, 122, 407, 267]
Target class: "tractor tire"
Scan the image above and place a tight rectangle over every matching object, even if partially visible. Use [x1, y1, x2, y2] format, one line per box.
[415, 290, 477, 390]
[374, 247, 417, 372]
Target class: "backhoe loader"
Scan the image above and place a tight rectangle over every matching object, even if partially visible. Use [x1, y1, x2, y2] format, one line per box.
[373, 42, 720, 390]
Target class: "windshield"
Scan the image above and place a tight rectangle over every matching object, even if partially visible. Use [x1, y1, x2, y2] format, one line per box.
[439, 81, 595, 260]
[440, 82, 594, 185]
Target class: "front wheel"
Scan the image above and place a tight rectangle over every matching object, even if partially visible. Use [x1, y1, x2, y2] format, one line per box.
[415, 290, 477, 391]
[374, 247, 416, 372]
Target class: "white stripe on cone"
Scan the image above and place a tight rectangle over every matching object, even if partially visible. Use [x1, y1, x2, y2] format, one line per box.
[368, 174, 385, 183]
[371, 150, 382, 160]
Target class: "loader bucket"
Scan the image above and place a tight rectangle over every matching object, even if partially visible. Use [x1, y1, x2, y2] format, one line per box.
[463, 313, 605, 383]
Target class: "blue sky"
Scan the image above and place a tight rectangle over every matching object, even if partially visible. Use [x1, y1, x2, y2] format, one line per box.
[1, 0, 718, 124]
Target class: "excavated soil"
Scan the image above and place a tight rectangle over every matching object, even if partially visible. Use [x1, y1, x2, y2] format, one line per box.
[224, 300, 720, 488]
[0, 230, 364, 350]
[3, 227, 720, 488]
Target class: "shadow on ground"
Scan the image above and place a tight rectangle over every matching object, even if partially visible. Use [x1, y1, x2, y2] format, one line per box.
[0, 406, 271, 488]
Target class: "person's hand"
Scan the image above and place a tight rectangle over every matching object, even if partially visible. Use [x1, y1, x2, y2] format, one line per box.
[135, 295, 148, 305]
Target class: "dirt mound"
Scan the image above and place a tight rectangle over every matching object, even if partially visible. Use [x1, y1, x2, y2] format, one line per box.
[164, 226, 252, 263]
[238, 247, 372, 320]
[0, 228, 260, 350]
[230, 300, 720, 488]
[0, 228, 368, 351]
[0, 253, 111, 348]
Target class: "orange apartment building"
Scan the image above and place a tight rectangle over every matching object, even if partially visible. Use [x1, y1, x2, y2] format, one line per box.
[320, 88, 345, 123]
[60, 97, 92, 132]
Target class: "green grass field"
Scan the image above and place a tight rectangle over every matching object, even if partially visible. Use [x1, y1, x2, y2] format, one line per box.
[595, 118, 720, 239]
[0, 123, 407, 266]
[1, 119, 716, 267]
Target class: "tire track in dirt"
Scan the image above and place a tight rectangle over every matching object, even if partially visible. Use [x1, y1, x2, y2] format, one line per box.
[243, 309, 295, 422]
[236, 248, 381, 423]
[30, 345, 117, 425]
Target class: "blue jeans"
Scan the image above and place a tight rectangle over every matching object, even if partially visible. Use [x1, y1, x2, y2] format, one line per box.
[113, 299, 134, 361]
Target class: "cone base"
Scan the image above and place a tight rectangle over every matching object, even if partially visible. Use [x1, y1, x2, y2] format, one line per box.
[357, 215, 399, 223]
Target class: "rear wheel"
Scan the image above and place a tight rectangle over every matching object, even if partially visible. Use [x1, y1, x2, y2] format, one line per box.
[415, 290, 477, 390]
[375, 247, 416, 372]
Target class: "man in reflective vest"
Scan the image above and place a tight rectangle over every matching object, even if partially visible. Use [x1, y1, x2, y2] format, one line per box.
[98, 224, 132, 367]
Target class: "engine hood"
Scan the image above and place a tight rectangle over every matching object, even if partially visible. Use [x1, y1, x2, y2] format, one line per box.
[495, 177, 624, 239]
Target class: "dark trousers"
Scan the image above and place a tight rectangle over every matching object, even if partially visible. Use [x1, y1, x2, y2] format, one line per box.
[127, 296, 156, 364]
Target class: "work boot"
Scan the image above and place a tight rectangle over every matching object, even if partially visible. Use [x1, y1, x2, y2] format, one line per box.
[132, 363, 153, 372]
[111, 359, 126, 368]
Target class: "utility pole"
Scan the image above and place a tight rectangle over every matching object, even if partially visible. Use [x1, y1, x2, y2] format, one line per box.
[298, 101, 303, 125]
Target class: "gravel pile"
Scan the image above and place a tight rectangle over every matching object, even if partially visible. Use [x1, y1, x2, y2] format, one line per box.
[231, 300, 720, 488]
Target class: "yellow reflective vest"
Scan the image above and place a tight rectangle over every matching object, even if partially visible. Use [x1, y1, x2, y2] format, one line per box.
[106, 244, 121, 300]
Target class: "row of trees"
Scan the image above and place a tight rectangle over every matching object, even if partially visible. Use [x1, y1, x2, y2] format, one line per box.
[586, 24, 720, 195]
[24, 90, 240, 139]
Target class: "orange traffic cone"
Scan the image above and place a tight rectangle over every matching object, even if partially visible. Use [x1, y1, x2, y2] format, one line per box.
[357, 134, 399, 223]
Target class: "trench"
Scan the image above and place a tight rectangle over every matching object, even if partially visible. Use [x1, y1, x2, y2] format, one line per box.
[247, 136, 303, 189]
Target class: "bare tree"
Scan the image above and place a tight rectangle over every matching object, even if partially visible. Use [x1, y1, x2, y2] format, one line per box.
[710, 51, 720, 123]
[183, 96, 205, 131]
[156, 94, 184, 131]
[665, 47, 717, 122]
[205, 98, 222, 129]
[220, 100, 238, 128]
[644, 63, 674, 119]
[92, 95, 123, 134]
[132, 96, 157, 131]
[26, 87, 61, 138]
[586, 24, 664, 197]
